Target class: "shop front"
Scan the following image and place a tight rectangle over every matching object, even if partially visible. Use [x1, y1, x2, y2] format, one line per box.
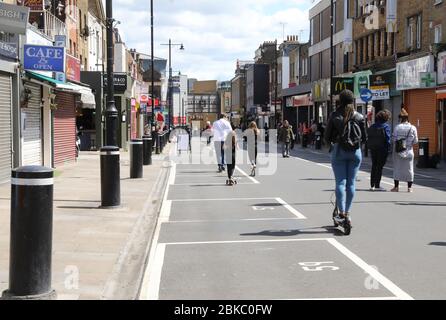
[311, 79, 330, 124]
[0, 67, 15, 183]
[282, 82, 313, 129]
[397, 55, 437, 156]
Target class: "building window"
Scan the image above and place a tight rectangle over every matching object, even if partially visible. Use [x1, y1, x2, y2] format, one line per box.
[310, 18, 314, 45]
[407, 14, 422, 50]
[435, 24, 442, 44]
[377, 30, 381, 57]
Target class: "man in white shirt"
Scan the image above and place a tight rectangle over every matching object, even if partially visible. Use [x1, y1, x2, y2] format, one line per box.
[213, 114, 233, 172]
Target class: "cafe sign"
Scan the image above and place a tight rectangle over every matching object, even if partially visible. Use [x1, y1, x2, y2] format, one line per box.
[23, 44, 65, 72]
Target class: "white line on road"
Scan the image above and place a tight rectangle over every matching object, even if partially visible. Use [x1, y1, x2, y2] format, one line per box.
[165, 218, 304, 223]
[275, 197, 307, 220]
[161, 238, 331, 246]
[172, 182, 255, 186]
[171, 197, 275, 202]
[327, 238, 413, 300]
[236, 166, 260, 184]
[139, 162, 175, 301]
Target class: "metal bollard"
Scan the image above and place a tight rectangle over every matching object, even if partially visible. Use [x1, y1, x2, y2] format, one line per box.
[160, 133, 165, 153]
[143, 135, 153, 166]
[130, 139, 144, 179]
[100, 146, 121, 208]
[155, 132, 161, 154]
[2, 166, 56, 300]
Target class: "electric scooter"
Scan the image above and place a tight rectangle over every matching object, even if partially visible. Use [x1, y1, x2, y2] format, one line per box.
[331, 195, 352, 236]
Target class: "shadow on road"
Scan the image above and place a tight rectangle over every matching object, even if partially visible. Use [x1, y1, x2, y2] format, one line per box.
[397, 202, 446, 206]
[240, 226, 345, 237]
[429, 242, 446, 247]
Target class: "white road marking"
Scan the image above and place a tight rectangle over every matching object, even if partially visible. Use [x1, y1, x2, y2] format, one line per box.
[172, 182, 255, 186]
[171, 197, 274, 202]
[275, 197, 307, 220]
[327, 238, 413, 300]
[161, 238, 331, 246]
[139, 162, 175, 301]
[236, 166, 260, 184]
[283, 297, 400, 301]
[165, 218, 304, 223]
[293, 156, 332, 169]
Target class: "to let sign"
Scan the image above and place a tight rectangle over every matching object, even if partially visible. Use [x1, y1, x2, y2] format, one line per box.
[24, 45, 65, 72]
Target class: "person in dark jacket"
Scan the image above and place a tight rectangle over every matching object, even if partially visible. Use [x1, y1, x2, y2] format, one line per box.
[325, 90, 367, 223]
[368, 110, 391, 191]
[279, 120, 294, 158]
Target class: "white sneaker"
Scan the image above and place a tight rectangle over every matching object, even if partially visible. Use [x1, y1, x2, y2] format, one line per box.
[370, 187, 376, 192]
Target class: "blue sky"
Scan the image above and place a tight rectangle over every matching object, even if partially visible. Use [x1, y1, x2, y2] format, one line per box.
[110, 0, 313, 81]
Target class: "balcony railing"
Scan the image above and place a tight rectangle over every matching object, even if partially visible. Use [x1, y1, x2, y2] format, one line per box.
[40, 10, 67, 42]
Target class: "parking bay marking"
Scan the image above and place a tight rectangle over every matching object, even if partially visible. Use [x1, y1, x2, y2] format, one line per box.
[146, 238, 412, 300]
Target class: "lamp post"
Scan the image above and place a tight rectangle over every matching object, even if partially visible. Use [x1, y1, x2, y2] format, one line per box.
[150, 0, 155, 131]
[161, 39, 184, 136]
[330, 0, 334, 112]
[100, 0, 120, 208]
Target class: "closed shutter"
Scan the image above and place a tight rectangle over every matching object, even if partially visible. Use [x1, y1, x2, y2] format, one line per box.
[0, 72, 12, 183]
[22, 82, 42, 166]
[406, 89, 437, 155]
[54, 91, 76, 166]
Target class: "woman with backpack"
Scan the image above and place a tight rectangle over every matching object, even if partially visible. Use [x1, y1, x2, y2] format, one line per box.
[367, 110, 392, 191]
[392, 108, 419, 193]
[325, 90, 367, 225]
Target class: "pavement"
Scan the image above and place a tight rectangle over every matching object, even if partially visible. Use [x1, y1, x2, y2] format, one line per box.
[0, 147, 171, 300]
[139, 137, 446, 300]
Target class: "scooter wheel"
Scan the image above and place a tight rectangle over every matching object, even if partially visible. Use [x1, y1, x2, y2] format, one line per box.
[343, 221, 352, 236]
[333, 218, 340, 228]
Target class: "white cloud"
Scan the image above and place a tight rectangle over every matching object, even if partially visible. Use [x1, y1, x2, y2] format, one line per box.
[108, 0, 312, 81]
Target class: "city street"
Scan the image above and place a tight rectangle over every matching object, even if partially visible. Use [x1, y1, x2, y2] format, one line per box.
[140, 138, 446, 300]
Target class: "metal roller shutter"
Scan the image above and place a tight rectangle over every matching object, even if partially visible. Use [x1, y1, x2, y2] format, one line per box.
[22, 82, 42, 166]
[0, 72, 12, 183]
[54, 91, 76, 166]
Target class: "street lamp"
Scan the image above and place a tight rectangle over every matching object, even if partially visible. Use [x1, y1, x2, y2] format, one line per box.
[100, 0, 120, 208]
[161, 39, 184, 136]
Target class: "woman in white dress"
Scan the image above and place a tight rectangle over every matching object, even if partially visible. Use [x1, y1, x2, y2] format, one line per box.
[391, 108, 419, 193]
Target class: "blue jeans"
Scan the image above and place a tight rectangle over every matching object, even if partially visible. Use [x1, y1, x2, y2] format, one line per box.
[330, 144, 362, 213]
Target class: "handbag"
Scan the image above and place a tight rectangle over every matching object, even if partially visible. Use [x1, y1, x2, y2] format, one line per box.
[395, 127, 412, 153]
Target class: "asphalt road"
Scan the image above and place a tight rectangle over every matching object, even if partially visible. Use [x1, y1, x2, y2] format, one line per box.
[140, 137, 446, 300]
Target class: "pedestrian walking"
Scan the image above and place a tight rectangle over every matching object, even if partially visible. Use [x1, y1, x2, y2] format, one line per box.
[244, 121, 259, 176]
[204, 121, 213, 146]
[279, 120, 294, 158]
[213, 114, 233, 173]
[391, 108, 419, 193]
[367, 110, 392, 191]
[325, 90, 367, 225]
[225, 123, 238, 186]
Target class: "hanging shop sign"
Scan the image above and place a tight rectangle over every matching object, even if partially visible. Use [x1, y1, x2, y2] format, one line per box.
[419, 72, 437, 89]
[0, 2, 30, 35]
[331, 77, 354, 96]
[396, 55, 435, 90]
[103, 73, 128, 92]
[66, 54, 81, 82]
[0, 40, 18, 59]
[23, 44, 65, 72]
[24, 0, 44, 11]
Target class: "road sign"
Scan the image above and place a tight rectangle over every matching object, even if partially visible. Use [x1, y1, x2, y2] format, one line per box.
[360, 88, 373, 103]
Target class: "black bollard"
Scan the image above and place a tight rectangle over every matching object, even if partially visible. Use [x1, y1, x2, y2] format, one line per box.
[143, 135, 153, 166]
[160, 133, 165, 153]
[2, 166, 56, 300]
[130, 139, 144, 179]
[100, 146, 121, 208]
[155, 132, 161, 154]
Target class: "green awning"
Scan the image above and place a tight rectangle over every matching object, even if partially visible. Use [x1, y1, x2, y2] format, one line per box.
[25, 71, 77, 92]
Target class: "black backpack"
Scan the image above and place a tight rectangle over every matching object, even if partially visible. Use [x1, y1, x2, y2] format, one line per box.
[367, 126, 386, 151]
[340, 113, 362, 152]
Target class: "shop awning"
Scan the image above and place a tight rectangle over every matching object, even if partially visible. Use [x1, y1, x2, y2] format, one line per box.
[67, 83, 96, 109]
[26, 71, 96, 109]
[437, 89, 446, 100]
